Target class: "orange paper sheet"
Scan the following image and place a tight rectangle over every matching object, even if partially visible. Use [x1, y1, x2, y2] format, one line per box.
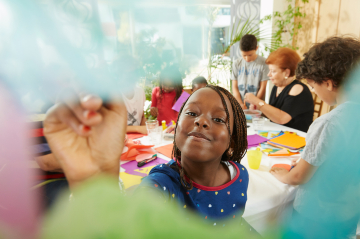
[127, 133, 147, 140]
[155, 143, 174, 158]
[121, 141, 154, 161]
[272, 164, 291, 171]
[269, 132, 306, 149]
[268, 148, 299, 157]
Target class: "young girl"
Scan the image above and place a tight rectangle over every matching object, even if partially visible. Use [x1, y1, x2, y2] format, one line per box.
[139, 85, 249, 222]
[150, 66, 183, 125]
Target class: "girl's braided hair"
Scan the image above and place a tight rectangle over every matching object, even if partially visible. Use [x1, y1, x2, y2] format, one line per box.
[171, 85, 248, 190]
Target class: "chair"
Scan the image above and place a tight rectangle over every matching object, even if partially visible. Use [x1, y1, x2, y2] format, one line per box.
[312, 93, 323, 120]
[183, 88, 192, 95]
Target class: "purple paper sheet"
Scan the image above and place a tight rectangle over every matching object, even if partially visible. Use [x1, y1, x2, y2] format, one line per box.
[247, 134, 268, 149]
[121, 156, 168, 177]
[172, 91, 190, 112]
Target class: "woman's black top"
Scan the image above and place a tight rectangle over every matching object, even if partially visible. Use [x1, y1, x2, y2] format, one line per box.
[269, 80, 314, 132]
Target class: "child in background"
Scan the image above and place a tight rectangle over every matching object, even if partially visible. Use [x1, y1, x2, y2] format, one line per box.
[138, 85, 249, 224]
[115, 57, 147, 134]
[231, 34, 269, 109]
[270, 36, 360, 237]
[192, 76, 208, 92]
[150, 66, 183, 125]
[122, 86, 147, 134]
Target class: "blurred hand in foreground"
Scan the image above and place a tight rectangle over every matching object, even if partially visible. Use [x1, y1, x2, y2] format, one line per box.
[43, 90, 127, 188]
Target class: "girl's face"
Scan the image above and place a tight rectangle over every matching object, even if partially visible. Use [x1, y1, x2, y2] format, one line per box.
[162, 78, 175, 93]
[175, 88, 234, 163]
[267, 64, 288, 87]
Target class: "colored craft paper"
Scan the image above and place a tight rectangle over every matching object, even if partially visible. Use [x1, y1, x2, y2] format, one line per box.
[269, 132, 306, 150]
[258, 130, 282, 139]
[119, 172, 143, 189]
[127, 133, 147, 140]
[271, 164, 291, 171]
[172, 91, 190, 112]
[120, 142, 154, 160]
[155, 143, 174, 158]
[247, 135, 268, 149]
[121, 156, 168, 177]
[135, 154, 154, 162]
[268, 148, 298, 157]
[257, 131, 268, 138]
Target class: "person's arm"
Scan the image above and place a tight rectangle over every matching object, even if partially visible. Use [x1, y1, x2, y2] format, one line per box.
[140, 113, 146, 125]
[126, 122, 147, 135]
[35, 153, 63, 172]
[270, 158, 317, 185]
[256, 80, 267, 100]
[245, 84, 304, 125]
[232, 80, 247, 109]
[126, 107, 148, 134]
[244, 93, 292, 124]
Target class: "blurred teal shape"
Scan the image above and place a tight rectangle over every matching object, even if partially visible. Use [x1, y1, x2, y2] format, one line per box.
[0, 0, 140, 106]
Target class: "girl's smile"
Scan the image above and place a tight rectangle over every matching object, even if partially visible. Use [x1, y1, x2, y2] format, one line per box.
[188, 131, 211, 142]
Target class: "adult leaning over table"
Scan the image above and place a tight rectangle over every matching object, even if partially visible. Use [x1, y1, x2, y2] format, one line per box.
[244, 48, 314, 132]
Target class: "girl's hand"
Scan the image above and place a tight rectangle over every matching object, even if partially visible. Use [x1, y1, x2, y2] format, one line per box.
[244, 93, 260, 106]
[291, 158, 299, 167]
[43, 90, 127, 188]
[249, 104, 256, 110]
[270, 167, 289, 181]
[150, 107, 158, 117]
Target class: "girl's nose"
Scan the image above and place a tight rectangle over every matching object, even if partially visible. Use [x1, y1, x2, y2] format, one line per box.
[194, 116, 209, 129]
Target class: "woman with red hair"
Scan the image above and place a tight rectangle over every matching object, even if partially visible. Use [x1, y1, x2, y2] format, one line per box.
[244, 48, 314, 132]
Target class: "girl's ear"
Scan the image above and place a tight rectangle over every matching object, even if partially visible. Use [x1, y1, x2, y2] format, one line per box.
[228, 137, 235, 151]
[325, 79, 336, 92]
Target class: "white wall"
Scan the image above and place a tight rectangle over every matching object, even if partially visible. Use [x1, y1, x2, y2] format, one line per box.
[261, 0, 294, 103]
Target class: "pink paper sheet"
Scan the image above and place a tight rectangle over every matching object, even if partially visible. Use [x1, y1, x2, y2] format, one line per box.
[247, 134, 268, 149]
[121, 156, 168, 177]
[172, 91, 190, 112]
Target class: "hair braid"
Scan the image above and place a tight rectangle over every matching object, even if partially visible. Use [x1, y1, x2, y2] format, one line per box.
[171, 85, 247, 190]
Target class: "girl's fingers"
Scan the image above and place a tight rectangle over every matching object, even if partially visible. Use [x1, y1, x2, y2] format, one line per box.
[58, 90, 103, 127]
[291, 158, 298, 166]
[80, 94, 103, 112]
[102, 95, 127, 116]
[45, 103, 92, 137]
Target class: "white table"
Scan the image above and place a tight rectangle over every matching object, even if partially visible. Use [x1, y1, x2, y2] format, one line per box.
[242, 120, 306, 234]
[121, 120, 306, 235]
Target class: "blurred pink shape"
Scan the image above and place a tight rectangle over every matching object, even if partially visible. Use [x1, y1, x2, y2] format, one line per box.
[0, 84, 40, 238]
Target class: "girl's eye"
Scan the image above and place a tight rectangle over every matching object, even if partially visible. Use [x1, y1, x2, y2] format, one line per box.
[185, 112, 197, 117]
[213, 118, 226, 123]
